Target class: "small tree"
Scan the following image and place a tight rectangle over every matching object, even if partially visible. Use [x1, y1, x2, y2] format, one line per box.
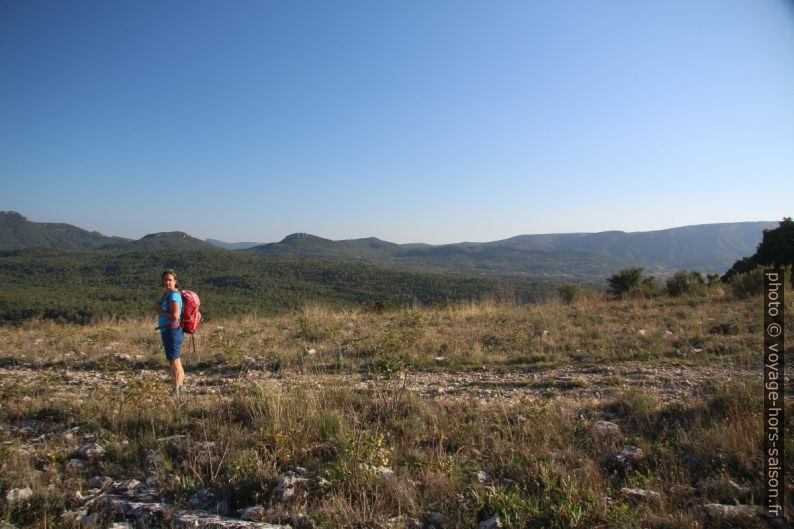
[724, 217, 794, 285]
[607, 267, 644, 297]
[729, 265, 792, 298]
[557, 283, 582, 305]
[666, 270, 706, 297]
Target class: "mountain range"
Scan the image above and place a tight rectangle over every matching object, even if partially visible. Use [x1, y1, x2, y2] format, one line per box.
[0, 211, 776, 281]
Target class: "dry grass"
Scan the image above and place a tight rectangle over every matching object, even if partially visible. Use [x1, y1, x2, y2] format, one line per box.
[0, 287, 791, 528]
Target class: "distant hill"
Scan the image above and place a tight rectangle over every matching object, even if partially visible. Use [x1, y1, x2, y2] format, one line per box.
[247, 222, 777, 278]
[249, 233, 402, 262]
[103, 231, 217, 251]
[0, 211, 127, 250]
[0, 213, 214, 252]
[1, 211, 778, 280]
[205, 238, 262, 250]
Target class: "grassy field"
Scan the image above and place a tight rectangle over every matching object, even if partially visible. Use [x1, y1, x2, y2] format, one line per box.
[0, 287, 791, 528]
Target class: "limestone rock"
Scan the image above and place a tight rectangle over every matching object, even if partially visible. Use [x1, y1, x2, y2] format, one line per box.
[425, 511, 445, 529]
[620, 487, 662, 504]
[79, 511, 103, 527]
[66, 458, 87, 471]
[696, 478, 751, 501]
[641, 514, 678, 529]
[187, 489, 229, 515]
[478, 513, 503, 529]
[3, 487, 33, 504]
[59, 509, 88, 526]
[474, 470, 491, 484]
[243, 356, 261, 369]
[592, 420, 620, 438]
[500, 478, 518, 490]
[272, 472, 309, 502]
[99, 495, 172, 526]
[89, 475, 114, 489]
[387, 515, 422, 529]
[238, 505, 268, 521]
[605, 445, 644, 471]
[361, 464, 395, 480]
[112, 479, 142, 496]
[172, 512, 291, 528]
[97, 494, 290, 529]
[701, 504, 758, 525]
[76, 442, 105, 460]
[289, 512, 315, 529]
[669, 484, 696, 499]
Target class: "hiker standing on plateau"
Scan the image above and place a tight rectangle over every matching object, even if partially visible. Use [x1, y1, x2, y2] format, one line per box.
[156, 269, 185, 394]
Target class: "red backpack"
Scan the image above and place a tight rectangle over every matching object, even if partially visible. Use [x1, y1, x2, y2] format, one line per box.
[180, 290, 202, 334]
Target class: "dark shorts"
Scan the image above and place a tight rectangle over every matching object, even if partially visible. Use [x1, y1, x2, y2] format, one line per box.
[161, 327, 184, 361]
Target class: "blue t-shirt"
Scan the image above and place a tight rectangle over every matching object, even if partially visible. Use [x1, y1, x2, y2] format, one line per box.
[158, 291, 183, 331]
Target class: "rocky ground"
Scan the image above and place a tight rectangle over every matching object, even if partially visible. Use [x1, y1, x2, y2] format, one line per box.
[0, 357, 774, 406]
[0, 358, 786, 529]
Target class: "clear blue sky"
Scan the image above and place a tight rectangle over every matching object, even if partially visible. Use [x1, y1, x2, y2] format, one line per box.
[2, 1, 792, 244]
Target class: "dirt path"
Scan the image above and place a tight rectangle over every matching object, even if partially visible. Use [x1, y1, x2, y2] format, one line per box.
[0, 359, 776, 406]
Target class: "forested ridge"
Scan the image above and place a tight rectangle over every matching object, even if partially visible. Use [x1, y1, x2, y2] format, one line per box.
[0, 248, 554, 324]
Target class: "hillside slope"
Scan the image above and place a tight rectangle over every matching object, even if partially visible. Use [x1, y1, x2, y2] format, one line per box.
[247, 222, 776, 276]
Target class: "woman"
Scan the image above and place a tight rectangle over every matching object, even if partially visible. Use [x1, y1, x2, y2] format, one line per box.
[156, 269, 185, 394]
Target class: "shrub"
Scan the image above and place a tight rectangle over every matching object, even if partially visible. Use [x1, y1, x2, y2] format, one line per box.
[728, 266, 791, 299]
[724, 217, 794, 285]
[607, 268, 644, 297]
[666, 270, 706, 297]
[607, 268, 658, 298]
[557, 283, 582, 305]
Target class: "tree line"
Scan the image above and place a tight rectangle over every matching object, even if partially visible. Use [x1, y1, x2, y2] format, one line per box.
[0, 248, 554, 324]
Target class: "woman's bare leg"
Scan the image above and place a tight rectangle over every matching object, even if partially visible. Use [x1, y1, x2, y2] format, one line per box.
[169, 358, 185, 389]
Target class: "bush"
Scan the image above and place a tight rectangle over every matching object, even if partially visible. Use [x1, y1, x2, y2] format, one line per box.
[607, 268, 658, 298]
[729, 266, 791, 298]
[723, 217, 794, 286]
[557, 283, 582, 305]
[666, 270, 706, 297]
[607, 268, 644, 297]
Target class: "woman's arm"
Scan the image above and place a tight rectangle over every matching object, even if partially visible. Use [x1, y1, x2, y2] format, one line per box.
[166, 300, 180, 321]
[155, 297, 180, 321]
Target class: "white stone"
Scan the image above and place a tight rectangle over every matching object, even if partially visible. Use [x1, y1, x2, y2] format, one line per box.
[620, 487, 662, 503]
[702, 504, 758, 524]
[478, 513, 503, 529]
[3, 487, 33, 504]
[77, 442, 105, 460]
[474, 470, 491, 483]
[593, 421, 620, 437]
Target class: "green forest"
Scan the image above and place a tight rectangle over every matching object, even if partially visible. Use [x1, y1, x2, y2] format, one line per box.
[0, 248, 554, 324]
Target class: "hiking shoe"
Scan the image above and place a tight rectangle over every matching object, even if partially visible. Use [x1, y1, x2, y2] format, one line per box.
[174, 385, 187, 395]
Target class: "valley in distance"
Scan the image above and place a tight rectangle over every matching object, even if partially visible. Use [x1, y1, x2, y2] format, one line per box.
[0, 211, 790, 528]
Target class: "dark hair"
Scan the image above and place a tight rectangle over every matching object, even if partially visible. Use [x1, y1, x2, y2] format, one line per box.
[161, 269, 179, 288]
